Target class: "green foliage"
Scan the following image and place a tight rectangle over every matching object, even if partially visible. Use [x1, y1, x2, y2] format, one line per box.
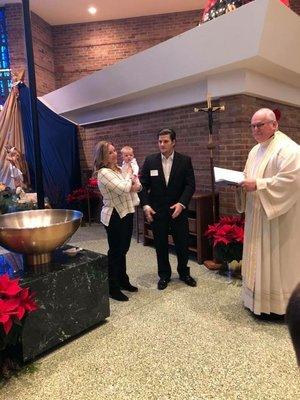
[0, 187, 37, 214]
[0, 187, 13, 214]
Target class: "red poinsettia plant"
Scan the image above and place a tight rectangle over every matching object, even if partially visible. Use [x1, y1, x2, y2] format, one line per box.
[0, 274, 38, 349]
[67, 188, 89, 203]
[205, 216, 244, 263]
[66, 186, 99, 204]
[87, 177, 98, 187]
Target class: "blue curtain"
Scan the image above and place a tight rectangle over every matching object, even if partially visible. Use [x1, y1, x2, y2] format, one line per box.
[18, 83, 81, 208]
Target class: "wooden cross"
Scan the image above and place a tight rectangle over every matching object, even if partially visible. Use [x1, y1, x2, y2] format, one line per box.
[194, 95, 225, 222]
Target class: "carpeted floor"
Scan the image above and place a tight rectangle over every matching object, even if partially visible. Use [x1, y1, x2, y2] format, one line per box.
[1, 224, 299, 399]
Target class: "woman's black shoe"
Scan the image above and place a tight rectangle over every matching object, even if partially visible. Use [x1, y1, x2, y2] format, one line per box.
[120, 283, 138, 292]
[109, 290, 129, 301]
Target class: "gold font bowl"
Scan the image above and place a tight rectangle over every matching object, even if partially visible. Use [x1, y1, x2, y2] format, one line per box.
[0, 209, 83, 266]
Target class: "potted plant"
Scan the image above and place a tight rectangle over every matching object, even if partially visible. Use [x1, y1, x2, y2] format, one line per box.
[87, 177, 98, 187]
[0, 274, 38, 381]
[204, 216, 244, 276]
[66, 185, 101, 223]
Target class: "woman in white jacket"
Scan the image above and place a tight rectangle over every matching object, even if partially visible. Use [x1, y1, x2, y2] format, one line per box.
[93, 141, 140, 302]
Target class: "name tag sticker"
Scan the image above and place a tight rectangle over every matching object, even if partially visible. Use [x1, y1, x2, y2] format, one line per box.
[150, 169, 159, 176]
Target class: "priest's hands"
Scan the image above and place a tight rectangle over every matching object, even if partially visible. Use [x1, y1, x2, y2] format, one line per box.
[241, 179, 257, 192]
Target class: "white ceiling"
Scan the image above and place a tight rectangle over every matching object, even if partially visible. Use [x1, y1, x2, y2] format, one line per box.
[0, 0, 205, 25]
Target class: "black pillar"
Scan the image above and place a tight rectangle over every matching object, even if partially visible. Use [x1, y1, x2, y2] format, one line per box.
[22, 0, 44, 209]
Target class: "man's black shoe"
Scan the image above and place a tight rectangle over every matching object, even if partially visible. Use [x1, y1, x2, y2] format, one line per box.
[109, 289, 129, 301]
[179, 275, 197, 287]
[157, 278, 170, 290]
[120, 283, 138, 292]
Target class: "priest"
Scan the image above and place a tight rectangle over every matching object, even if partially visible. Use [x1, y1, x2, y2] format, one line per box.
[235, 108, 300, 316]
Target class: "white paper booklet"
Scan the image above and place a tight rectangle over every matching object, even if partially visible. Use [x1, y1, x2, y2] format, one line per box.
[214, 167, 244, 185]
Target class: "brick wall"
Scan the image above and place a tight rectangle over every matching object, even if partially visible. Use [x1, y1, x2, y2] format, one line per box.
[217, 95, 300, 214]
[5, 4, 26, 83]
[52, 10, 200, 88]
[78, 95, 300, 215]
[5, 6, 200, 94]
[5, 3, 299, 93]
[30, 12, 55, 95]
[6, 4, 55, 95]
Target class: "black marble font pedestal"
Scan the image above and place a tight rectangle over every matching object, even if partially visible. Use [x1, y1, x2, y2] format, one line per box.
[0, 247, 109, 362]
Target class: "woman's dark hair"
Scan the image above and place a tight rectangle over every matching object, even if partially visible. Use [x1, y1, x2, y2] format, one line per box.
[157, 128, 176, 141]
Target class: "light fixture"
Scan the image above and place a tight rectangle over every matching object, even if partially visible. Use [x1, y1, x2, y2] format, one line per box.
[88, 6, 97, 15]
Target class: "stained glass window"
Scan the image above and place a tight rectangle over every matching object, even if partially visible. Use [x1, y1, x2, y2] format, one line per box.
[0, 8, 12, 107]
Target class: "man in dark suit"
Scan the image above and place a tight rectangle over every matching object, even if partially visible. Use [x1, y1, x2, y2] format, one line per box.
[139, 128, 196, 290]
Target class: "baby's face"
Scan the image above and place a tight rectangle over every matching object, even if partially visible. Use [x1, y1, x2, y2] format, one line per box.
[122, 150, 134, 163]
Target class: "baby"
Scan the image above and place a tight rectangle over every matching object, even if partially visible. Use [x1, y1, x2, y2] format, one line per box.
[121, 145, 140, 206]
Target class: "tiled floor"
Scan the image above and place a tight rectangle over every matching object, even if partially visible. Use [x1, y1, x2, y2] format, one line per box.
[1, 224, 299, 399]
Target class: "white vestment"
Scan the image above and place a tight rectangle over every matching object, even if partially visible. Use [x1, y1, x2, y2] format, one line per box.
[236, 131, 300, 315]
